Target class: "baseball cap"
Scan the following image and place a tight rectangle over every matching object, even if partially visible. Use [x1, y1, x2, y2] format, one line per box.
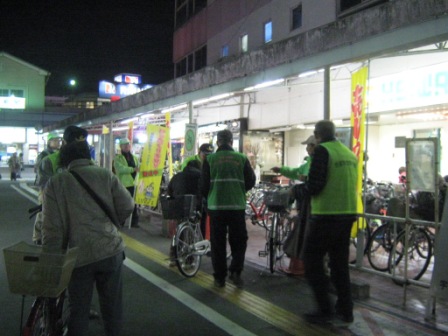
[119, 138, 130, 145]
[301, 135, 316, 145]
[63, 126, 88, 143]
[199, 143, 214, 154]
[47, 132, 61, 141]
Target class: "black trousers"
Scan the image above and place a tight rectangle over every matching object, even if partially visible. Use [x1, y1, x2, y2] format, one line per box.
[68, 252, 124, 336]
[303, 216, 354, 316]
[126, 186, 139, 226]
[208, 210, 248, 281]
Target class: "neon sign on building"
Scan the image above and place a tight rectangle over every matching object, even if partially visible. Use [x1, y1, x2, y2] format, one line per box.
[98, 73, 152, 100]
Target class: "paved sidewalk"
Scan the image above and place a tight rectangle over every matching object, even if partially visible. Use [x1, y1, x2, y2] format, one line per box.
[8, 166, 448, 335]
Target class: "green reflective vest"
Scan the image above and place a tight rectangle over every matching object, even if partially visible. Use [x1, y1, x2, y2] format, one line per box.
[311, 141, 358, 215]
[48, 152, 61, 174]
[207, 151, 247, 210]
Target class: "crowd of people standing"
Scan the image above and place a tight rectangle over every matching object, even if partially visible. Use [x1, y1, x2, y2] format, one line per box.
[22, 119, 360, 335]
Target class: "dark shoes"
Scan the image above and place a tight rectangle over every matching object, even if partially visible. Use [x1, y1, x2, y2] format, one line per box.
[214, 273, 244, 288]
[214, 278, 225, 288]
[229, 273, 244, 289]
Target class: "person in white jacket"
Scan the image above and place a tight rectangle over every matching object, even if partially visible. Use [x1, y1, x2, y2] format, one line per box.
[42, 140, 134, 336]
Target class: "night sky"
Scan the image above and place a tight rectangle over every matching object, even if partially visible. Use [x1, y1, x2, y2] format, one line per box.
[1, 0, 175, 96]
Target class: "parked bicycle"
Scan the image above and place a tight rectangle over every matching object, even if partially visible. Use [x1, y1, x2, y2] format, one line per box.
[22, 292, 69, 336]
[246, 183, 273, 227]
[388, 223, 433, 284]
[161, 195, 210, 277]
[258, 185, 293, 273]
[3, 241, 78, 336]
[350, 180, 401, 271]
[364, 183, 437, 282]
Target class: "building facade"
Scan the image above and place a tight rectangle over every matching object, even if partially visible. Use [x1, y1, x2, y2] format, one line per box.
[0, 52, 94, 164]
[46, 0, 448, 182]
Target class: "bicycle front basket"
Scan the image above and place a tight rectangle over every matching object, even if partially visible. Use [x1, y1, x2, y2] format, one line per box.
[3, 241, 79, 298]
[161, 195, 196, 220]
[264, 189, 291, 211]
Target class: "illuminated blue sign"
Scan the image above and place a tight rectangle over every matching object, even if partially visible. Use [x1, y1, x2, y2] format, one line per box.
[98, 80, 152, 99]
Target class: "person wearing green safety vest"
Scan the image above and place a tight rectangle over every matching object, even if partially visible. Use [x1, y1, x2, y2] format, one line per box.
[271, 134, 316, 277]
[202, 129, 256, 289]
[271, 135, 316, 182]
[34, 132, 62, 182]
[114, 138, 140, 228]
[302, 120, 358, 326]
[181, 143, 214, 170]
[34, 126, 89, 244]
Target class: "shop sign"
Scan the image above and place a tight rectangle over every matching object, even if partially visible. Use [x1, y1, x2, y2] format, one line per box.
[369, 62, 448, 112]
[98, 81, 152, 99]
[0, 96, 25, 109]
[113, 73, 141, 85]
[184, 123, 197, 158]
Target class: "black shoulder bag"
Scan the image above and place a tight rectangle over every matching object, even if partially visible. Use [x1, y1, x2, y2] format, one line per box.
[69, 170, 120, 228]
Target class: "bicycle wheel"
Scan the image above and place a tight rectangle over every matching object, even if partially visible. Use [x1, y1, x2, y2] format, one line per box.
[367, 223, 395, 272]
[174, 222, 201, 277]
[268, 213, 279, 273]
[349, 218, 375, 263]
[389, 228, 432, 283]
[416, 228, 433, 259]
[276, 213, 293, 260]
[23, 294, 67, 336]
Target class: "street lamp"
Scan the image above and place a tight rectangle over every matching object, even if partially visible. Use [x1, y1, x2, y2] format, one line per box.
[68, 79, 77, 100]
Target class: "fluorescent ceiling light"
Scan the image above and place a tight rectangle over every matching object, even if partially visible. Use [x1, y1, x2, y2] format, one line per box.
[161, 104, 188, 114]
[244, 78, 284, 91]
[193, 93, 233, 106]
[298, 71, 317, 78]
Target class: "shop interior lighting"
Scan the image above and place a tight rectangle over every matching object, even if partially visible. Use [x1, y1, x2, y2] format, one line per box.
[298, 69, 324, 78]
[244, 78, 284, 91]
[396, 105, 448, 121]
[119, 117, 139, 124]
[136, 133, 148, 144]
[397, 111, 446, 121]
[269, 126, 292, 133]
[333, 119, 344, 125]
[112, 126, 130, 131]
[193, 93, 233, 106]
[161, 103, 188, 114]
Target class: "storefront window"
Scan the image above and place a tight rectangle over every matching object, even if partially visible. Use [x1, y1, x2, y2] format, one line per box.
[242, 131, 283, 183]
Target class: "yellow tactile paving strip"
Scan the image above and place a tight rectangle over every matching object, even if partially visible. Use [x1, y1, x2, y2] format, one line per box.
[122, 234, 336, 336]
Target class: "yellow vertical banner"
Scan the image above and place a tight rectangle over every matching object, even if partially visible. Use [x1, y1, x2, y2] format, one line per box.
[350, 66, 368, 237]
[127, 121, 134, 143]
[102, 125, 110, 134]
[165, 113, 173, 178]
[135, 124, 170, 207]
